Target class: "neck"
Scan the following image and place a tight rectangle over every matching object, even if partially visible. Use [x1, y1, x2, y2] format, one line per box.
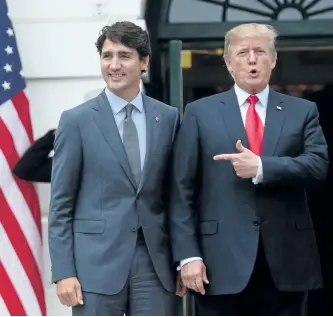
[249, 88, 259, 95]
[237, 83, 267, 95]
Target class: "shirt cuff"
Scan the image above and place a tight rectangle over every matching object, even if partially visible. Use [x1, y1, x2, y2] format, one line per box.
[177, 257, 203, 271]
[252, 156, 263, 184]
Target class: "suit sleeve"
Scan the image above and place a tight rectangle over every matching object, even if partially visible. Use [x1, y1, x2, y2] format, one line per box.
[261, 102, 329, 184]
[169, 105, 201, 264]
[163, 108, 180, 236]
[172, 108, 180, 141]
[162, 108, 180, 264]
[48, 111, 82, 283]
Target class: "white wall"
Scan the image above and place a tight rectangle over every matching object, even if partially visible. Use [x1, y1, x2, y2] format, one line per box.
[7, 0, 146, 315]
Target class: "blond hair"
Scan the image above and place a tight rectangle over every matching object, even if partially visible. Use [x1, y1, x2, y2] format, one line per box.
[224, 23, 278, 58]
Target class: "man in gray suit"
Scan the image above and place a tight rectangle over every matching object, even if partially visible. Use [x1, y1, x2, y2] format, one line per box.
[48, 21, 182, 315]
[169, 23, 328, 315]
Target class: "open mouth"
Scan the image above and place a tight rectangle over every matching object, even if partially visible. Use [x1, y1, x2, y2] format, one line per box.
[249, 69, 258, 76]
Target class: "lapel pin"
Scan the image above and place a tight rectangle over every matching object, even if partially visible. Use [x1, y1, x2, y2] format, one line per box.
[277, 106, 282, 111]
[155, 116, 159, 121]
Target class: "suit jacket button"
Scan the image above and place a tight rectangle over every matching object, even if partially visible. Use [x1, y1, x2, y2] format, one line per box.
[132, 227, 137, 232]
[253, 220, 259, 227]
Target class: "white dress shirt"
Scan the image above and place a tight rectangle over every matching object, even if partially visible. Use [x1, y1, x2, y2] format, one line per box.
[179, 84, 269, 269]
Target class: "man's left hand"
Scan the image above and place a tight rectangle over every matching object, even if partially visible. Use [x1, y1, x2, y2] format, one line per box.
[213, 140, 259, 178]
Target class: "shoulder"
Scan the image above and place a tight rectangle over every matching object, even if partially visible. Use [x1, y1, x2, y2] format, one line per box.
[273, 90, 317, 114]
[145, 95, 179, 117]
[59, 94, 100, 123]
[185, 92, 225, 114]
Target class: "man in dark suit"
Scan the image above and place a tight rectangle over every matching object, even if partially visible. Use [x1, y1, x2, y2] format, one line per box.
[48, 21, 182, 315]
[169, 23, 328, 315]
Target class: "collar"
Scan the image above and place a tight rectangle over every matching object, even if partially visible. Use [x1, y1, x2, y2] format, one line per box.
[104, 88, 143, 115]
[233, 84, 269, 108]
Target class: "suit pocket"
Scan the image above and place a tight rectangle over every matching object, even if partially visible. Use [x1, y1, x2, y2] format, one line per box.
[199, 220, 219, 235]
[295, 218, 314, 231]
[73, 219, 105, 234]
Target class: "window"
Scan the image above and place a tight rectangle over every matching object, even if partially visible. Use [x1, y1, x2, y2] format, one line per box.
[168, 0, 333, 23]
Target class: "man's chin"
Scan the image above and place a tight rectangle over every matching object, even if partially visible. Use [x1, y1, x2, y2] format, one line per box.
[107, 83, 126, 93]
[244, 81, 267, 94]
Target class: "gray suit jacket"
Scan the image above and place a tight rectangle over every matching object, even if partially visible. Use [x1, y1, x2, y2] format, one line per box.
[48, 91, 179, 295]
[170, 88, 328, 295]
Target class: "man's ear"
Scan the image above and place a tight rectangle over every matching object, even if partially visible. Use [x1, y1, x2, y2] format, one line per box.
[141, 56, 150, 72]
[224, 55, 232, 73]
[224, 55, 234, 78]
[271, 51, 277, 70]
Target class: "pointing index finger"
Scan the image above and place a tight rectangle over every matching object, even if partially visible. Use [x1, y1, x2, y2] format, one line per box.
[213, 154, 237, 161]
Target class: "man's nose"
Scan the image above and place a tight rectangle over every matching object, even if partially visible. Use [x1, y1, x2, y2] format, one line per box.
[248, 51, 257, 64]
[109, 57, 121, 70]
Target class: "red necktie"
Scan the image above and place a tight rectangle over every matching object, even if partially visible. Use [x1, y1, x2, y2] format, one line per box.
[245, 95, 263, 155]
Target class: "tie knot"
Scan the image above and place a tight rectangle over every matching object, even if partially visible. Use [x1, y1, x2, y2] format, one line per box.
[125, 104, 134, 119]
[247, 95, 259, 105]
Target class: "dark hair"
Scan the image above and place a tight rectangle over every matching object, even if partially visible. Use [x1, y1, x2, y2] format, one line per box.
[95, 21, 151, 59]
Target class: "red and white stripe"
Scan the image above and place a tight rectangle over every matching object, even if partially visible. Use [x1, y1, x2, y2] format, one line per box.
[0, 91, 46, 315]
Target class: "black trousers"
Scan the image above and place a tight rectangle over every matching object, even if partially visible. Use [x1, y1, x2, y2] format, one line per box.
[195, 238, 307, 316]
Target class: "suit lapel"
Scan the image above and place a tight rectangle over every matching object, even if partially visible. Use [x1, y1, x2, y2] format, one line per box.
[137, 95, 161, 193]
[218, 88, 249, 149]
[92, 91, 136, 188]
[261, 89, 285, 156]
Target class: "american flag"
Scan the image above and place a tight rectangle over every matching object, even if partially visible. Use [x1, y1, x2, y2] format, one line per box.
[0, 0, 46, 315]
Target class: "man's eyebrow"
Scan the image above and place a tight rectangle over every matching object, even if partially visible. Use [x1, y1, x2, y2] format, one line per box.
[118, 51, 133, 55]
[101, 50, 133, 55]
